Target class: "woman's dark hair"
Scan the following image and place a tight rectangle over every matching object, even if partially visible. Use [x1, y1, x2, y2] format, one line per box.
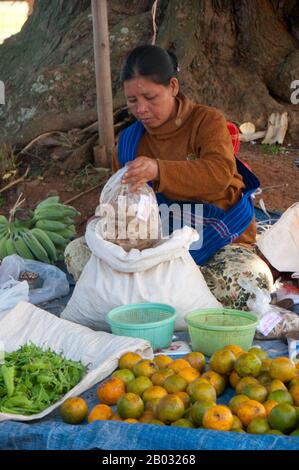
[121, 45, 179, 86]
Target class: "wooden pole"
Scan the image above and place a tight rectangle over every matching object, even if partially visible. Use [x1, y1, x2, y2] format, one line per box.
[91, 0, 115, 168]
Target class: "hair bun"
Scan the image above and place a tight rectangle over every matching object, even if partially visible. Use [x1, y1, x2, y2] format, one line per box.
[121, 45, 180, 85]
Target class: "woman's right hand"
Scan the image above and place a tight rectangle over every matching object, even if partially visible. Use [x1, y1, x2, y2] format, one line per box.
[122, 156, 159, 192]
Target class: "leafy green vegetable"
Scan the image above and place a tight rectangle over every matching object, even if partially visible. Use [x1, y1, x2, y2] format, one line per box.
[0, 343, 87, 415]
[1, 365, 15, 397]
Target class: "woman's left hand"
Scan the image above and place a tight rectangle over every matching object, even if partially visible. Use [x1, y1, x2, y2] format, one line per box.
[122, 156, 159, 192]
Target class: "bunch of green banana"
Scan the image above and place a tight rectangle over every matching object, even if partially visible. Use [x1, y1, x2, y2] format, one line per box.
[32, 197, 80, 251]
[0, 196, 80, 262]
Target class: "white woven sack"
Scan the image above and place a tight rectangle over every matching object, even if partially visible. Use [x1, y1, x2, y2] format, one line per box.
[61, 220, 221, 331]
[0, 301, 152, 422]
[257, 203, 299, 272]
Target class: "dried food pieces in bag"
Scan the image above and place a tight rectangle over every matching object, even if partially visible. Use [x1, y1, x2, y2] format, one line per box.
[95, 166, 162, 251]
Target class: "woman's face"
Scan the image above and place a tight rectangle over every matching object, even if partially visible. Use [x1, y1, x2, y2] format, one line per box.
[123, 76, 179, 128]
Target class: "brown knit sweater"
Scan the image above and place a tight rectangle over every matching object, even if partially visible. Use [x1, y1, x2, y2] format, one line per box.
[113, 93, 256, 245]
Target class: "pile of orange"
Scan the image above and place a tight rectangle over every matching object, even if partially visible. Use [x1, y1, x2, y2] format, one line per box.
[59, 347, 299, 435]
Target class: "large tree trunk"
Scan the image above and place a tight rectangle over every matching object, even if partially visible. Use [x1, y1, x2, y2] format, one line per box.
[0, 0, 298, 147]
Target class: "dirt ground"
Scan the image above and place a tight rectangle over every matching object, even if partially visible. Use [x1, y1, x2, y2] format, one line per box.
[1, 141, 299, 238]
[238, 142, 299, 215]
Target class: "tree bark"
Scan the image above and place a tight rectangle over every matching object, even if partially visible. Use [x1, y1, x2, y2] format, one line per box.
[0, 0, 298, 147]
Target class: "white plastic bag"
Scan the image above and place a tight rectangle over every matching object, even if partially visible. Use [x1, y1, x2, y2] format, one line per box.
[0, 279, 29, 316]
[95, 167, 162, 251]
[0, 254, 69, 304]
[238, 278, 281, 336]
[257, 203, 299, 272]
[0, 301, 152, 422]
[61, 219, 221, 331]
[243, 281, 299, 340]
[0, 254, 24, 285]
[240, 279, 299, 340]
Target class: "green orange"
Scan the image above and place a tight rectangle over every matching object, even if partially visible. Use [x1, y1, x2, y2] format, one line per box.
[126, 376, 152, 396]
[142, 385, 168, 403]
[185, 352, 206, 372]
[268, 403, 297, 433]
[133, 359, 158, 377]
[209, 349, 235, 375]
[267, 389, 293, 405]
[270, 357, 296, 383]
[247, 417, 270, 434]
[186, 377, 209, 396]
[154, 355, 173, 369]
[189, 382, 217, 404]
[117, 392, 144, 419]
[163, 374, 188, 393]
[118, 352, 142, 370]
[60, 397, 88, 424]
[248, 347, 268, 361]
[242, 383, 268, 403]
[112, 368, 135, 386]
[234, 353, 262, 377]
[155, 394, 185, 423]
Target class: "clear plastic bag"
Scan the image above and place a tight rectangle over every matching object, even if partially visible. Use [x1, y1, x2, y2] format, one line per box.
[95, 166, 162, 251]
[238, 278, 299, 340]
[0, 279, 29, 316]
[238, 278, 282, 337]
[0, 255, 69, 305]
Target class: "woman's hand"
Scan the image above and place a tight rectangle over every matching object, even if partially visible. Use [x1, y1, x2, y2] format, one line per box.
[122, 156, 159, 192]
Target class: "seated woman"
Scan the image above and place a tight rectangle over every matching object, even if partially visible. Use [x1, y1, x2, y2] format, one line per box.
[66, 45, 273, 308]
